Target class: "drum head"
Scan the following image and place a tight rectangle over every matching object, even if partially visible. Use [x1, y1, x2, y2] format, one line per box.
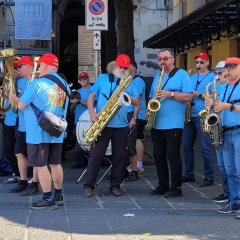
[76, 109, 112, 155]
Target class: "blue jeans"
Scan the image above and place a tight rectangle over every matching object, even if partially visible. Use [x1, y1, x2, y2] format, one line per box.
[215, 149, 230, 197]
[183, 117, 214, 180]
[221, 129, 240, 205]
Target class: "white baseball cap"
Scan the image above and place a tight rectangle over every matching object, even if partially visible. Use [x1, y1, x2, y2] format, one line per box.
[212, 61, 225, 71]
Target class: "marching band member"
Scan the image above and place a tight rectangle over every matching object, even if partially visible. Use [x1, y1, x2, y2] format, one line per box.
[149, 48, 193, 198]
[211, 57, 240, 216]
[83, 54, 140, 197]
[182, 52, 215, 187]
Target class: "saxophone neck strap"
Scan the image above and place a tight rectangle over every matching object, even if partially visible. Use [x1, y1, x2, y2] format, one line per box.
[162, 67, 180, 90]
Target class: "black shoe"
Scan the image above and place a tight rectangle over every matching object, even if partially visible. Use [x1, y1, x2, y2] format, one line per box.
[150, 186, 169, 195]
[125, 172, 138, 182]
[84, 186, 94, 197]
[8, 183, 28, 193]
[70, 164, 85, 169]
[213, 194, 229, 203]
[110, 187, 123, 196]
[182, 176, 195, 183]
[31, 197, 58, 210]
[164, 188, 183, 198]
[200, 178, 214, 187]
[53, 194, 64, 205]
[20, 183, 39, 196]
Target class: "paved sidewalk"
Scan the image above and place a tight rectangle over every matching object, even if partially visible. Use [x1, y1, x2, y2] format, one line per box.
[0, 138, 239, 240]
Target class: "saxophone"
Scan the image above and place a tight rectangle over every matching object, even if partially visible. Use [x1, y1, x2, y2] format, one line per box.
[185, 68, 199, 124]
[199, 81, 213, 134]
[0, 48, 18, 113]
[205, 76, 223, 149]
[29, 56, 40, 82]
[85, 75, 133, 144]
[145, 67, 164, 130]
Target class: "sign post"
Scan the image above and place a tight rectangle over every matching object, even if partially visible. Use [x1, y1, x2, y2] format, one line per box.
[86, 0, 108, 30]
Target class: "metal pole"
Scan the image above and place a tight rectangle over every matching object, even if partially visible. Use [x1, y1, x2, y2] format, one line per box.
[94, 50, 99, 79]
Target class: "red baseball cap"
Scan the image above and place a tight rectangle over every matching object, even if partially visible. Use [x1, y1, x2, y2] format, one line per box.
[194, 52, 209, 61]
[17, 56, 34, 67]
[224, 57, 240, 68]
[13, 61, 19, 70]
[36, 53, 59, 67]
[78, 72, 89, 79]
[116, 54, 130, 69]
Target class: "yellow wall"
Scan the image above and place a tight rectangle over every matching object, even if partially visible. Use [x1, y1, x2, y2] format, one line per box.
[173, 0, 180, 7]
[211, 40, 238, 67]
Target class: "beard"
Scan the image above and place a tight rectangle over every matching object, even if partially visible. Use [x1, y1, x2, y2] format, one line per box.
[112, 68, 130, 78]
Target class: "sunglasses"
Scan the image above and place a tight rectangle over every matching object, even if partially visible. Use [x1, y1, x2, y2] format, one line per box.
[214, 72, 223, 76]
[157, 57, 173, 62]
[79, 77, 87, 81]
[195, 60, 205, 64]
[119, 66, 128, 70]
[18, 64, 27, 68]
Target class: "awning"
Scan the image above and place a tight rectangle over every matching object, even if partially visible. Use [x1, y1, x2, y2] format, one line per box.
[143, 0, 240, 53]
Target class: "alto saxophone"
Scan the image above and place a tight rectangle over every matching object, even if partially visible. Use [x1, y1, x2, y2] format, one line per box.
[145, 67, 164, 130]
[205, 75, 223, 149]
[199, 81, 213, 134]
[185, 68, 199, 124]
[85, 75, 133, 144]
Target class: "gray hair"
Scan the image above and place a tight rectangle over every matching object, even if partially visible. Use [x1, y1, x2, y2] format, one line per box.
[158, 48, 174, 57]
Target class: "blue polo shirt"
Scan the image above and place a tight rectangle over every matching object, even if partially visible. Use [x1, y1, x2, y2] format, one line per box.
[191, 71, 215, 117]
[17, 77, 28, 132]
[218, 81, 240, 127]
[90, 73, 139, 128]
[75, 86, 91, 124]
[20, 72, 71, 144]
[149, 69, 193, 129]
[4, 107, 16, 126]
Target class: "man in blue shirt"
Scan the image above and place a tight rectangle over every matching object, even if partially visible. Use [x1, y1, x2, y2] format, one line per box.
[10, 53, 70, 210]
[83, 54, 140, 197]
[182, 52, 215, 187]
[211, 57, 240, 216]
[70, 72, 91, 169]
[149, 48, 193, 198]
[8, 56, 39, 195]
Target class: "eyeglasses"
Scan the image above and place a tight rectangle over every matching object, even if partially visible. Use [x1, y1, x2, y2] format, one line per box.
[157, 57, 173, 62]
[18, 64, 26, 68]
[195, 60, 205, 64]
[79, 77, 87, 81]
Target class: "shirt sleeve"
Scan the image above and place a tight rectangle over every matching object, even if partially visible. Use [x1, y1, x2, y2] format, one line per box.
[20, 81, 38, 105]
[181, 70, 194, 93]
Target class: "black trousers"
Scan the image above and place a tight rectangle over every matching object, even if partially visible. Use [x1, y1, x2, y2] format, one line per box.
[84, 127, 128, 189]
[151, 128, 183, 189]
[2, 124, 19, 176]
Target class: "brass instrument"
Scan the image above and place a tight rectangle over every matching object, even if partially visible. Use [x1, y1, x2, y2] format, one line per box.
[145, 67, 164, 130]
[199, 81, 213, 134]
[205, 76, 223, 149]
[29, 56, 40, 82]
[85, 75, 133, 144]
[185, 68, 200, 124]
[0, 48, 18, 113]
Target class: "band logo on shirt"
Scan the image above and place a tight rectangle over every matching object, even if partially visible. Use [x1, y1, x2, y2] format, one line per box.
[48, 85, 65, 107]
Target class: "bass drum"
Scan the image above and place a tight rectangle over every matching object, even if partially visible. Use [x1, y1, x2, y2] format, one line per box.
[76, 109, 112, 155]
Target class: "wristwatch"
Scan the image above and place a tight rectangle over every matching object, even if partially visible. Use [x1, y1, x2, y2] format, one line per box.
[170, 92, 174, 98]
[230, 104, 235, 112]
[199, 94, 202, 98]
[132, 115, 137, 119]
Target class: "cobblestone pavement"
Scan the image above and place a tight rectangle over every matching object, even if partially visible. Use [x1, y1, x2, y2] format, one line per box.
[0, 137, 239, 240]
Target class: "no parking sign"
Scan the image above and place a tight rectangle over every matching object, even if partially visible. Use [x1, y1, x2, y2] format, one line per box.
[86, 0, 108, 30]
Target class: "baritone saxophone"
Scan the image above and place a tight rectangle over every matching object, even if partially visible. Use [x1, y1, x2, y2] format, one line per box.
[145, 67, 164, 130]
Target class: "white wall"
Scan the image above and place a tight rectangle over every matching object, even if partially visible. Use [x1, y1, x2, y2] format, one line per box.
[133, 0, 173, 78]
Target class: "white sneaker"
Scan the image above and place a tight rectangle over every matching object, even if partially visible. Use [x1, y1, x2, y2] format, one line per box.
[127, 165, 144, 174]
[4, 174, 20, 184]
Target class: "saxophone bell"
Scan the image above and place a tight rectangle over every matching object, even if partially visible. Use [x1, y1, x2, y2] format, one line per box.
[147, 99, 160, 112]
[118, 92, 131, 107]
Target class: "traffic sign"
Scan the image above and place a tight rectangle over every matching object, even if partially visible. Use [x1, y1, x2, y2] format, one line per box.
[86, 0, 108, 30]
[93, 31, 101, 50]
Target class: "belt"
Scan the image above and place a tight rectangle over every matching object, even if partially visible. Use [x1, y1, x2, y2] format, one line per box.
[222, 125, 240, 132]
